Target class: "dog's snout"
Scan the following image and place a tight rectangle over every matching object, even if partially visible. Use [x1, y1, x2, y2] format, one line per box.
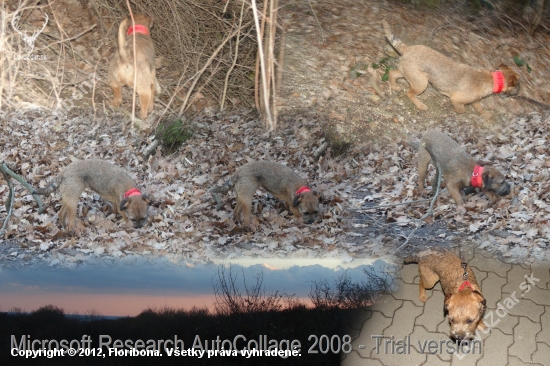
[497, 183, 511, 197]
[452, 335, 465, 342]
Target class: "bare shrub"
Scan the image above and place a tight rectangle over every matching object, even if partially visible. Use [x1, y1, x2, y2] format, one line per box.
[213, 264, 297, 316]
[309, 266, 394, 310]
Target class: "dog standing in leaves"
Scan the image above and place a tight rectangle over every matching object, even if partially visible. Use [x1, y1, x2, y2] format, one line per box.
[34, 159, 150, 232]
[382, 20, 519, 120]
[210, 161, 321, 226]
[416, 130, 511, 207]
[108, 14, 159, 119]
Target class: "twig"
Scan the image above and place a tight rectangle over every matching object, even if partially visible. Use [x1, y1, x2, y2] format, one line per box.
[177, 22, 252, 117]
[0, 162, 46, 236]
[38, 24, 97, 49]
[91, 59, 99, 122]
[126, 0, 137, 129]
[251, 0, 274, 129]
[142, 139, 159, 158]
[254, 0, 268, 117]
[313, 141, 330, 158]
[267, 0, 278, 129]
[1, 163, 45, 213]
[357, 198, 432, 210]
[392, 144, 442, 254]
[220, 0, 245, 111]
[0, 168, 14, 236]
[307, 0, 325, 43]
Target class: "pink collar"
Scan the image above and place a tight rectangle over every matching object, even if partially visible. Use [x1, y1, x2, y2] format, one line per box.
[124, 188, 142, 198]
[459, 281, 474, 291]
[295, 186, 311, 195]
[471, 165, 484, 189]
[127, 24, 149, 36]
[492, 71, 504, 93]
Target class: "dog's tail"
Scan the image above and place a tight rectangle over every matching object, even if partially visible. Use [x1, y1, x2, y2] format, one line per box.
[209, 178, 235, 194]
[117, 16, 131, 62]
[33, 176, 62, 195]
[382, 20, 406, 55]
[403, 255, 419, 264]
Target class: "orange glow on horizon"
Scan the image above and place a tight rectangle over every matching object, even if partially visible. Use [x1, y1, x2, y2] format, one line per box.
[1, 293, 314, 317]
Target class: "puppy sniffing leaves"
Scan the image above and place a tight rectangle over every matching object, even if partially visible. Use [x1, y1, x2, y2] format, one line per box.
[404, 250, 486, 341]
[34, 159, 150, 232]
[209, 161, 321, 227]
[108, 14, 160, 120]
[417, 130, 511, 207]
[382, 20, 519, 120]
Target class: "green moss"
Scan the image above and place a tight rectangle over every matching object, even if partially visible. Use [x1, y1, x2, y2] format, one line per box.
[155, 119, 194, 153]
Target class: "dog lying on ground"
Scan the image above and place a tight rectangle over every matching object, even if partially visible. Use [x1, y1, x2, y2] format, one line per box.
[405, 250, 486, 341]
[34, 159, 150, 231]
[416, 129, 511, 207]
[382, 20, 519, 120]
[108, 14, 159, 120]
[209, 161, 321, 226]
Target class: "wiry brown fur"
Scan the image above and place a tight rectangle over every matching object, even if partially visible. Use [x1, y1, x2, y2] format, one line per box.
[382, 20, 519, 120]
[418, 130, 511, 206]
[210, 161, 321, 226]
[34, 159, 150, 232]
[108, 14, 159, 120]
[404, 250, 486, 341]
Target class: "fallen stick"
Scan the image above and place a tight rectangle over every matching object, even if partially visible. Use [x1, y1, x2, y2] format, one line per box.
[0, 163, 46, 236]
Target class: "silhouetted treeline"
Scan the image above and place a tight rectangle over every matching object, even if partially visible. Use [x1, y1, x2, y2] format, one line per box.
[1, 304, 360, 365]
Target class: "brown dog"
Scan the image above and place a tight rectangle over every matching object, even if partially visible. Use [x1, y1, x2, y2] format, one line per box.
[34, 159, 150, 231]
[382, 20, 519, 120]
[210, 161, 321, 226]
[417, 130, 510, 206]
[108, 14, 159, 120]
[404, 250, 486, 341]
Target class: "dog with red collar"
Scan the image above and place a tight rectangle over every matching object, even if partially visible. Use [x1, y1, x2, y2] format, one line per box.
[34, 159, 150, 232]
[108, 14, 159, 120]
[405, 250, 486, 341]
[210, 161, 321, 226]
[417, 130, 511, 207]
[382, 20, 519, 120]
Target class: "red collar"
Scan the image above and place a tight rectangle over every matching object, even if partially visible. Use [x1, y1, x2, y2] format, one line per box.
[492, 71, 504, 93]
[459, 281, 474, 291]
[471, 165, 484, 189]
[295, 186, 311, 195]
[124, 188, 142, 198]
[127, 24, 149, 36]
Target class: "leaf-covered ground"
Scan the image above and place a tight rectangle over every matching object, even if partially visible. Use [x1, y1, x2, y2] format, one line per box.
[3, 0, 550, 268]
[0, 109, 360, 268]
[1, 107, 550, 268]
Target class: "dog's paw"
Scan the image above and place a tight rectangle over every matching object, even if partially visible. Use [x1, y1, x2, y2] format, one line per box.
[481, 111, 493, 120]
[419, 294, 428, 303]
[417, 102, 428, 111]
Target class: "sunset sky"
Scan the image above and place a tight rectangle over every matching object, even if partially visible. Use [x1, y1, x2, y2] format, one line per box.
[0, 257, 389, 316]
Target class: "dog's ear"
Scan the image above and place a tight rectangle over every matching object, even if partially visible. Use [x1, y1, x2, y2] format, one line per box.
[482, 170, 492, 188]
[147, 16, 154, 29]
[142, 194, 151, 204]
[444, 293, 452, 316]
[473, 290, 487, 313]
[293, 194, 302, 207]
[120, 198, 129, 211]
